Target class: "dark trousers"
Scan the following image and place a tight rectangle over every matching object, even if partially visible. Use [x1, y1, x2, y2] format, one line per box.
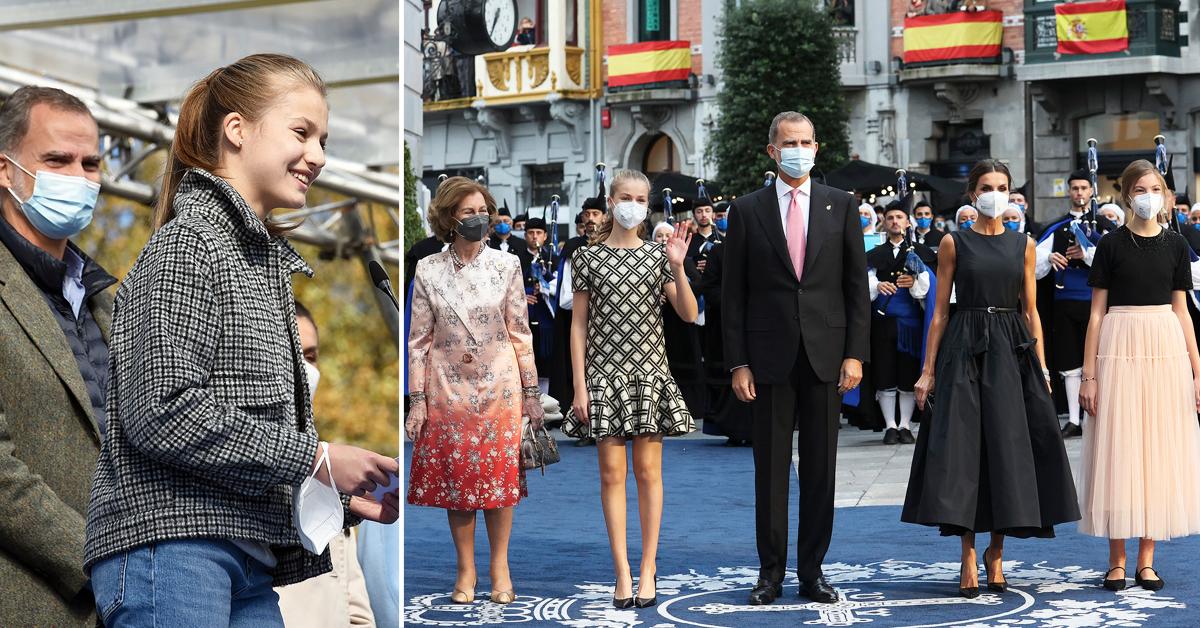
[751, 349, 840, 583]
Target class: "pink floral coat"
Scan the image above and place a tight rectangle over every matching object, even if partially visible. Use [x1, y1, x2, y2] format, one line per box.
[406, 247, 537, 510]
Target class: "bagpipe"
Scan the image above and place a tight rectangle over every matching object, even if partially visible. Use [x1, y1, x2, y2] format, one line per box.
[874, 169, 930, 316]
[1052, 139, 1104, 289]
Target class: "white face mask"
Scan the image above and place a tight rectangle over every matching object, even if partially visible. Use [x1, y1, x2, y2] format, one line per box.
[974, 191, 1009, 218]
[612, 200, 648, 230]
[292, 442, 343, 555]
[303, 361, 321, 406]
[1133, 193, 1163, 220]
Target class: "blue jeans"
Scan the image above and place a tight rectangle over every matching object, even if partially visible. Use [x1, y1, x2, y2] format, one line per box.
[91, 539, 283, 627]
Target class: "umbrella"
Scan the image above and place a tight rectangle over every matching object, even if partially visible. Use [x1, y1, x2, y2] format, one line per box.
[824, 160, 965, 212]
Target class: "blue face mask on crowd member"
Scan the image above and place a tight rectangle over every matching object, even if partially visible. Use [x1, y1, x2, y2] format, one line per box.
[511, 229, 525, 239]
[1004, 220, 1021, 232]
[774, 145, 816, 179]
[915, 217, 932, 229]
[494, 222, 512, 236]
[3, 155, 100, 240]
[1178, 212, 1188, 226]
[961, 220, 975, 230]
[860, 215, 871, 229]
[1015, 203, 1026, 212]
[715, 217, 728, 231]
[1193, 223, 1200, 232]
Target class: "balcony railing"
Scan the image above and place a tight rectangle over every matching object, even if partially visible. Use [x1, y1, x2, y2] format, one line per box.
[1023, 0, 1181, 65]
[474, 44, 587, 103]
[832, 26, 857, 64]
[422, 38, 475, 105]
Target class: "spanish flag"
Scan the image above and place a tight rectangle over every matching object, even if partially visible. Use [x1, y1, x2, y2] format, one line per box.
[607, 40, 690, 89]
[903, 10, 1003, 65]
[1056, 0, 1128, 55]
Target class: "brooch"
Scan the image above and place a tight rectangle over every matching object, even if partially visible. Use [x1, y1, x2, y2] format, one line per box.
[825, 204, 832, 212]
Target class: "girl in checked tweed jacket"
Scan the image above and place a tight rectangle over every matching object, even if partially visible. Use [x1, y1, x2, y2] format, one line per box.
[83, 54, 398, 627]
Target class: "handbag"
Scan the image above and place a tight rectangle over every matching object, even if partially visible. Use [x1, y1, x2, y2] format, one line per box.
[520, 421, 560, 474]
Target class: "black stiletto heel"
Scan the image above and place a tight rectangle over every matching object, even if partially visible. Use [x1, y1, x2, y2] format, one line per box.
[959, 562, 979, 599]
[984, 546, 1007, 593]
[613, 575, 634, 609]
[635, 575, 657, 608]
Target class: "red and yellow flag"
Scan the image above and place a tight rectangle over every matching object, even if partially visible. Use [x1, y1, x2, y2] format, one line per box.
[607, 41, 690, 88]
[903, 10, 1003, 65]
[1056, 0, 1128, 55]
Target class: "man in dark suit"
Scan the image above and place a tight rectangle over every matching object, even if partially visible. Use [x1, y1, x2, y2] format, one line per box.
[0, 86, 114, 626]
[722, 111, 870, 606]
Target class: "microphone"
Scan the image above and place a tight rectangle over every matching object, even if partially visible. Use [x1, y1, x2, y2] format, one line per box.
[369, 261, 399, 311]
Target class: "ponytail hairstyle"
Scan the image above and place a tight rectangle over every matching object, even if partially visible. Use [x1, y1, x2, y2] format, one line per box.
[591, 168, 651, 245]
[153, 53, 327, 233]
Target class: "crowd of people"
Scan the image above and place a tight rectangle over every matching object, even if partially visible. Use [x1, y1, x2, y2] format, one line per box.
[0, 55, 399, 627]
[404, 110, 1200, 609]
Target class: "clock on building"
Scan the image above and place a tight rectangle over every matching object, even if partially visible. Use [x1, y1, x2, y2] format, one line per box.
[437, 0, 517, 56]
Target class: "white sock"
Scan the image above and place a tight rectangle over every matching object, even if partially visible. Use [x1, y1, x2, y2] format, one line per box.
[898, 391, 916, 431]
[1062, 368, 1082, 426]
[877, 389, 898, 429]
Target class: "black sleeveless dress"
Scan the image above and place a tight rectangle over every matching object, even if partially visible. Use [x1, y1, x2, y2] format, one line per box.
[901, 229, 1080, 537]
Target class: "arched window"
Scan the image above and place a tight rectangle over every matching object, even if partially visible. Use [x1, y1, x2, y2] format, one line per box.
[643, 133, 678, 173]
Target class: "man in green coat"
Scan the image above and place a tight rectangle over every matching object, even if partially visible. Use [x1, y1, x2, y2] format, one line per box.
[0, 86, 114, 626]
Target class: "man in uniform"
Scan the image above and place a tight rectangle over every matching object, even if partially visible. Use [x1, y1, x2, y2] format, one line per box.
[866, 205, 935, 444]
[522, 217, 556, 393]
[1034, 170, 1114, 438]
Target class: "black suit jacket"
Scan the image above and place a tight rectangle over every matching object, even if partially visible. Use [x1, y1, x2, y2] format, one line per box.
[722, 181, 870, 384]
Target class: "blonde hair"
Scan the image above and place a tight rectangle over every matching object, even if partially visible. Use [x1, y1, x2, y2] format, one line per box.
[154, 53, 327, 233]
[591, 168, 650, 244]
[427, 177, 497, 242]
[1118, 159, 1168, 214]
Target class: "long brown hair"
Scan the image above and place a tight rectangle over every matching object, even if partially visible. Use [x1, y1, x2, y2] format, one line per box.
[153, 53, 327, 232]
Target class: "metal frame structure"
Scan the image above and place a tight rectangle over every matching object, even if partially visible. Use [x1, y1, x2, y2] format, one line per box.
[0, 61, 402, 342]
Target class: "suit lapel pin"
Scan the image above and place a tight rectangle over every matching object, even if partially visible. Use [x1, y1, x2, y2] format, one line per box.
[825, 204, 832, 212]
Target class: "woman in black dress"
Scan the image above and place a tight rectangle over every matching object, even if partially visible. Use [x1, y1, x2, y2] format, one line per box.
[903, 159, 1080, 598]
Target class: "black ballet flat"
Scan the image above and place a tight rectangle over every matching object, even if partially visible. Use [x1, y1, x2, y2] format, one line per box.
[983, 546, 1007, 593]
[634, 575, 657, 608]
[1103, 566, 1127, 591]
[959, 563, 979, 599]
[1135, 567, 1164, 591]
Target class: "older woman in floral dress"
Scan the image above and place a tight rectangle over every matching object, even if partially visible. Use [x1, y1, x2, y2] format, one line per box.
[405, 177, 543, 606]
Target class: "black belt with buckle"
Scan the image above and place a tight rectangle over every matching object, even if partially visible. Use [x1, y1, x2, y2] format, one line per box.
[959, 306, 1017, 313]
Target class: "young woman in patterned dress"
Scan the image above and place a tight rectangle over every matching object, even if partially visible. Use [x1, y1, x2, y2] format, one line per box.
[562, 169, 698, 609]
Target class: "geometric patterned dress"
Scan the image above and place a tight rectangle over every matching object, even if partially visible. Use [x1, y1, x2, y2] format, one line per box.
[561, 241, 694, 439]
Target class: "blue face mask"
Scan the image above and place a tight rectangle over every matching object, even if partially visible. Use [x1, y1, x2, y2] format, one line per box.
[511, 229, 525, 239]
[715, 217, 728, 231]
[915, 217, 932, 229]
[1193, 223, 1200, 232]
[961, 220, 975, 230]
[1004, 221, 1021, 232]
[775, 145, 815, 179]
[860, 215, 871, 229]
[4, 156, 100, 239]
[1178, 212, 1189, 225]
[1015, 203, 1026, 212]
[494, 222, 512, 236]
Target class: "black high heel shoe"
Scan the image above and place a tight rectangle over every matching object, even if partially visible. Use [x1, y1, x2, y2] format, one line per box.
[1135, 567, 1164, 591]
[959, 561, 979, 599]
[635, 575, 657, 608]
[613, 576, 634, 609]
[983, 546, 1007, 593]
[1102, 566, 1127, 591]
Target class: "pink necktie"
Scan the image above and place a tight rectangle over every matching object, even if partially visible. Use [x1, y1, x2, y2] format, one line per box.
[786, 187, 806, 280]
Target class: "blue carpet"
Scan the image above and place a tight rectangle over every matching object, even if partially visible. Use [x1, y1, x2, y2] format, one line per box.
[403, 438, 1199, 627]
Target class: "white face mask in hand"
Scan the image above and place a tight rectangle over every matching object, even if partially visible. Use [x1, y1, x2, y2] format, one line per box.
[293, 441, 343, 555]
